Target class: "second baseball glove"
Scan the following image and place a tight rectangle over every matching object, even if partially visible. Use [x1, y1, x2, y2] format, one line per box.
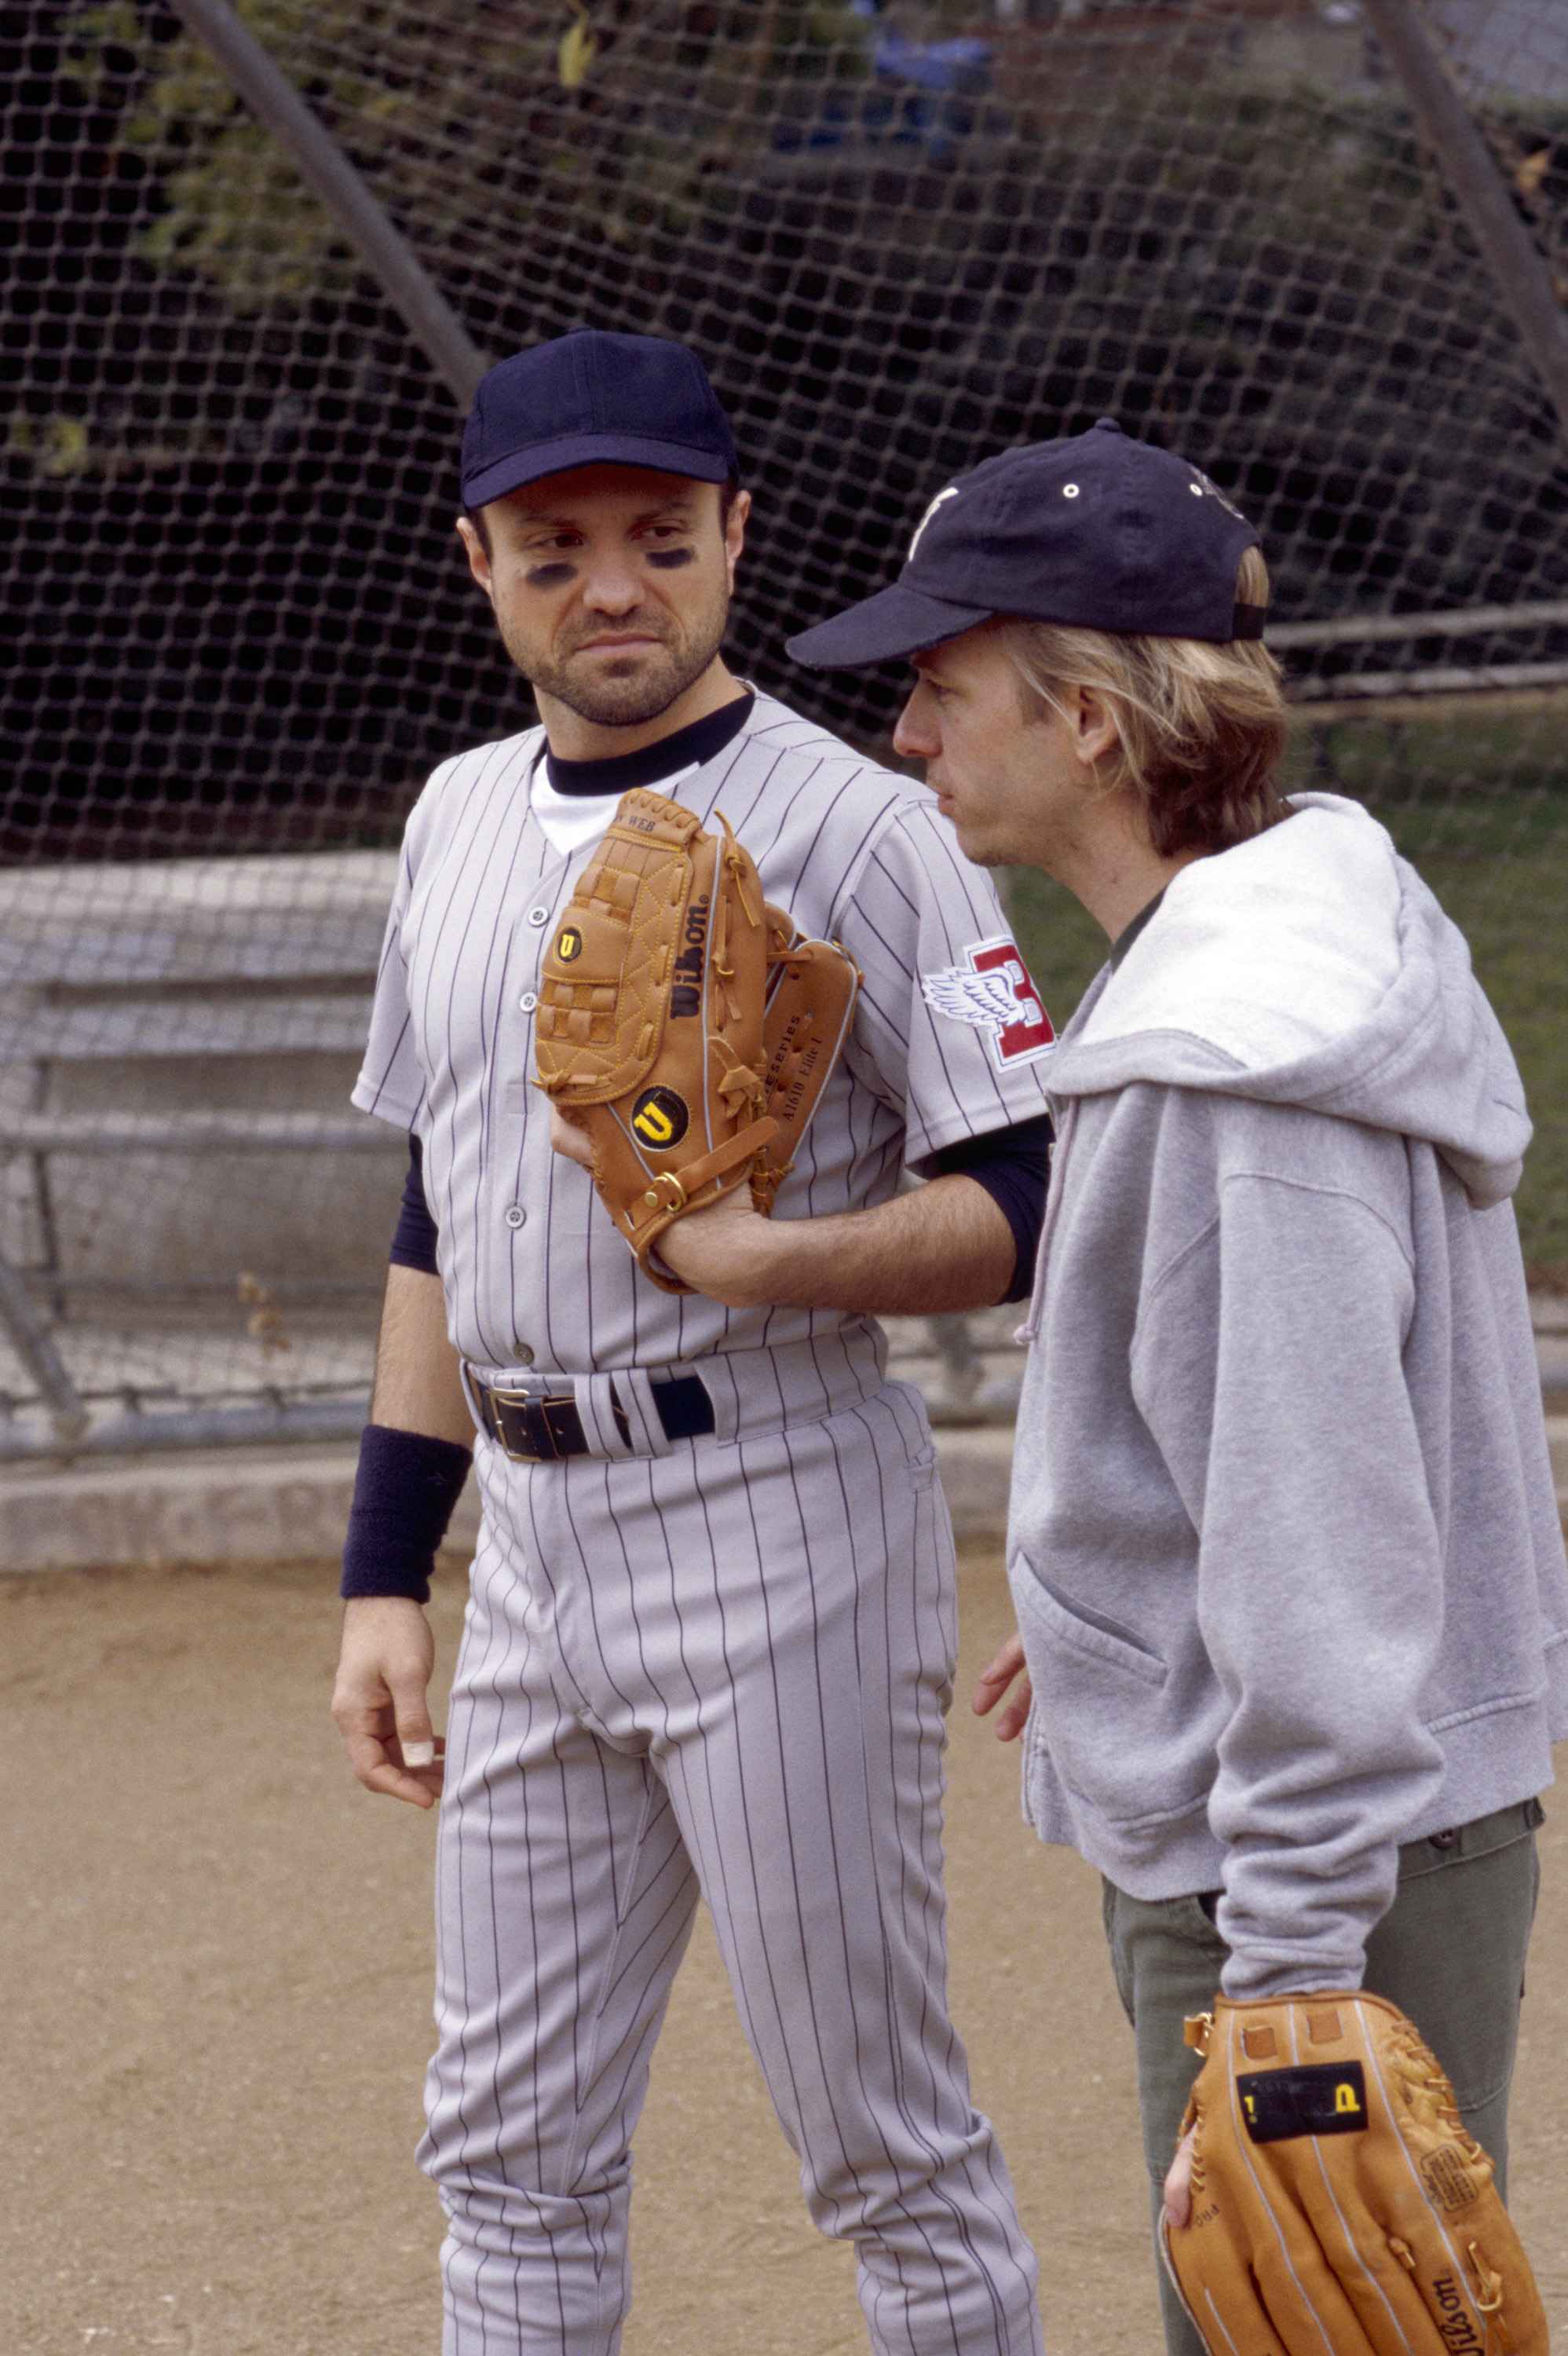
[1161, 1991, 1546, 2356]
[534, 788, 860, 1292]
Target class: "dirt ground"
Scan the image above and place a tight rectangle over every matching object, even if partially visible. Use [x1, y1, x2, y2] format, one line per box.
[3, 1549, 1567, 2356]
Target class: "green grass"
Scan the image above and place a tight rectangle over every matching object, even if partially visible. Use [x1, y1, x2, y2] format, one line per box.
[1377, 806, 1568, 1283]
[1007, 761, 1568, 1282]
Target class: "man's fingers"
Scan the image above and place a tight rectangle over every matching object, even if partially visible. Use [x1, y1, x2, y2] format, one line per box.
[331, 1597, 442, 1806]
[549, 1104, 594, 1168]
[971, 1633, 1031, 1743]
[992, 1678, 1033, 1743]
[973, 1630, 1026, 1700]
[1163, 2124, 1197, 2230]
[338, 1723, 438, 1807]
[972, 1630, 1027, 1711]
[365, 1759, 441, 1809]
[390, 1677, 436, 1758]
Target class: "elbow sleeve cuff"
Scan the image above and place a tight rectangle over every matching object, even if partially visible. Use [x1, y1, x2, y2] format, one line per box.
[390, 1132, 440, 1275]
[933, 1113, 1051, 1304]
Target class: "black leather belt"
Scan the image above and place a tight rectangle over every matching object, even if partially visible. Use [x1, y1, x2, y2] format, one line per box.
[471, 1370, 715, 1462]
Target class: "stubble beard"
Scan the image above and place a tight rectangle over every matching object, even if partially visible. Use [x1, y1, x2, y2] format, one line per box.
[930, 776, 1006, 869]
[946, 813, 1012, 871]
[505, 600, 728, 730]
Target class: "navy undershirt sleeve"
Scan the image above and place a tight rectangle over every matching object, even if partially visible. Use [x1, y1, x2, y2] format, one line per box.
[931, 1113, 1052, 1304]
[389, 1132, 441, 1276]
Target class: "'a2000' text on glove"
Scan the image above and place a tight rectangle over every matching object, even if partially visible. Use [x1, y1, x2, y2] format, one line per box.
[534, 788, 860, 1293]
[1161, 1992, 1546, 2356]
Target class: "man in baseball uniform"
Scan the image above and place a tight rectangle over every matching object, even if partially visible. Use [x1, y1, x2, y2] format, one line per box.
[786, 422, 1568, 2356]
[330, 329, 1053, 2356]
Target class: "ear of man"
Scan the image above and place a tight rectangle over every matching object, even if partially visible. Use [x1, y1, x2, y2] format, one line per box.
[456, 511, 494, 600]
[996, 551, 1288, 858]
[1057, 679, 1121, 774]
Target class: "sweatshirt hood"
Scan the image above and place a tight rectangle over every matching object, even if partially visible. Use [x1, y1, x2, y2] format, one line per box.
[1049, 792, 1530, 1207]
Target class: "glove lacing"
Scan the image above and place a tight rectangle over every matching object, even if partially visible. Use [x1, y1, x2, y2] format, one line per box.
[1388, 2019, 1479, 2153]
[1387, 2019, 1511, 2341]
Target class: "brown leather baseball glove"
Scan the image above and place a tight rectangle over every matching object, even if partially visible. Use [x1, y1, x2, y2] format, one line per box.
[534, 787, 860, 1293]
[1161, 1991, 1546, 2356]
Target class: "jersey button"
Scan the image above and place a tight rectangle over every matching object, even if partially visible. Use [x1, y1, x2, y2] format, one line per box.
[518, 990, 539, 1012]
[504, 1205, 527, 1230]
[514, 1344, 535, 1367]
[527, 904, 550, 926]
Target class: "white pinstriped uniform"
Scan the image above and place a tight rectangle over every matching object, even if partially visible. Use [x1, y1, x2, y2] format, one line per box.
[355, 693, 1054, 2356]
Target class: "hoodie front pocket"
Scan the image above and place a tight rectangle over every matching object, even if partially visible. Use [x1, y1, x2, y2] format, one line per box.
[1014, 1554, 1167, 1686]
[1011, 1550, 1215, 1833]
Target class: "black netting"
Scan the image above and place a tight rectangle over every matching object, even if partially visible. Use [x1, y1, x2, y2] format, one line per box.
[0, 0, 1564, 1440]
[6, 0, 1568, 847]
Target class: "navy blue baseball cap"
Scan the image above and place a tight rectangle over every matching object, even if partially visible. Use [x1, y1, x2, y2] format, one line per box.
[786, 421, 1264, 667]
[461, 328, 740, 512]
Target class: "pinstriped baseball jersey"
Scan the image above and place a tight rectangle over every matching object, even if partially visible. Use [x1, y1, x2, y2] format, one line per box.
[353, 690, 1053, 1373]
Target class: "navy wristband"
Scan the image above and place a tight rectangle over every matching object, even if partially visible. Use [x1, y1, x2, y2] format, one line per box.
[340, 1422, 473, 1603]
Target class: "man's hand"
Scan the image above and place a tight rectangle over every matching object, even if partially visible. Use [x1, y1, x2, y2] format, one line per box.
[971, 1630, 1033, 1742]
[331, 1595, 445, 1809]
[552, 1102, 779, 1304]
[549, 1103, 594, 1171]
[648, 1180, 780, 1304]
[1162, 2121, 1197, 2229]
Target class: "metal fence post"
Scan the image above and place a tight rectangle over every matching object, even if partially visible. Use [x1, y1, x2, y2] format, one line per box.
[1361, 0, 1568, 437]
[166, 0, 488, 407]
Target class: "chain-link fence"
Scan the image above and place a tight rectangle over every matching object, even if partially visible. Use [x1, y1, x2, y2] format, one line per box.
[2, 0, 1566, 1455]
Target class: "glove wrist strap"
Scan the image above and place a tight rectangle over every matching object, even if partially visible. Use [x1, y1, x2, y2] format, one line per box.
[628, 1116, 780, 1235]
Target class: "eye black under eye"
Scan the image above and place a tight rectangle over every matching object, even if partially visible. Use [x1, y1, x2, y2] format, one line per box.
[525, 562, 578, 587]
[645, 547, 695, 570]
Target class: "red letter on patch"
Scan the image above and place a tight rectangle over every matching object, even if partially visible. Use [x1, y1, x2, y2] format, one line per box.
[970, 941, 1054, 1062]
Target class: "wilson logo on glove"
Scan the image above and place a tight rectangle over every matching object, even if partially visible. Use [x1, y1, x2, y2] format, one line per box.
[669, 894, 710, 1017]
[534, 788, 861, 1293]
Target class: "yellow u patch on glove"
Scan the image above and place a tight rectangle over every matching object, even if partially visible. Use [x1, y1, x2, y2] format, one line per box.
[534, 788, 860, 1293]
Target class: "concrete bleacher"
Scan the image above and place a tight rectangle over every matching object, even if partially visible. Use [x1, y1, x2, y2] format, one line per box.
[0, 849, 404, 1297]
[0, 851, 404, 1456]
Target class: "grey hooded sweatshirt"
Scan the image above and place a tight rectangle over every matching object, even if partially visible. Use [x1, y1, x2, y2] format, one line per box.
[1008, 790, 1568, 1999]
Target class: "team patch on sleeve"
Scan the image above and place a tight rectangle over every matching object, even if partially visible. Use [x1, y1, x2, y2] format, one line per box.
[921, 938, 1055, 1067]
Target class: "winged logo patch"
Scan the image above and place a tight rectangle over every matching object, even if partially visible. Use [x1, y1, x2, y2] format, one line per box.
[922, 938, 1055, 1067]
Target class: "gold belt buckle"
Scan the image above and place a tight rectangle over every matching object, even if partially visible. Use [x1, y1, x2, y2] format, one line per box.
[484, 1382, 579, 1462]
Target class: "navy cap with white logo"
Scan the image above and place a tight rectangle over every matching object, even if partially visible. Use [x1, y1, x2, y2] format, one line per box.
[786, 421, 1264, 668]
[461, 327, 740, 512]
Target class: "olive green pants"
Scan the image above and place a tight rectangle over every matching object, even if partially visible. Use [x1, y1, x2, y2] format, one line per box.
[1102, 1798, 1544, 2356]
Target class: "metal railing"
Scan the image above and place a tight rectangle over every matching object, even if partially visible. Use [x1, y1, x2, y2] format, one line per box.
[0, 1113, 400, 1460]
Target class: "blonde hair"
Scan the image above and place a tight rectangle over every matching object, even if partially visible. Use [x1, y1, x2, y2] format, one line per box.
[996, 547, 1289, 857]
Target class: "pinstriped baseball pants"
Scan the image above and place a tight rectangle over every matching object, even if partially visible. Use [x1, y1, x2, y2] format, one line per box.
[418, 1377, 1044, 2356]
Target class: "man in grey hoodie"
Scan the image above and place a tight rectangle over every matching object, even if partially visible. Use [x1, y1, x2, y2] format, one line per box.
[785, 422, 1568, 2356]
